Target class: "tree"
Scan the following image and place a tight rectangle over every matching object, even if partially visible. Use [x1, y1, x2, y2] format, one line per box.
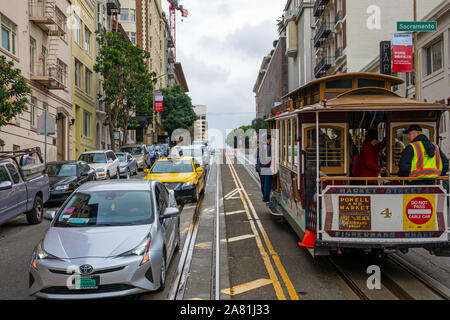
[0, 56, 31, 147]
[276, 16, 286, 35]
[160, 86, 197, 137]
[94, 31, 155, 151]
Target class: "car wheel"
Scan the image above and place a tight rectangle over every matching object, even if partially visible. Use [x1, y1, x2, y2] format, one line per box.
[26, 196, 43, 225]
[157, 251, 167, 291]
[106, 171, 111, 180]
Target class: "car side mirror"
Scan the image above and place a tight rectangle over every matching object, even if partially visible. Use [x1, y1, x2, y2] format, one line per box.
[144, 169, 150, 174]
[44, 210, 56, 221]
[169, 190, 176, 207]
[0, 181, 12, 190]
[80, 172, 89, 177]
[196, 167, 204, 175]
[161, 207, 180, 220]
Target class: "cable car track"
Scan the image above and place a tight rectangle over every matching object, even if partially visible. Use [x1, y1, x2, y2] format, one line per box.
[168, 195, 205, 300]
[328, 253, 450, 300]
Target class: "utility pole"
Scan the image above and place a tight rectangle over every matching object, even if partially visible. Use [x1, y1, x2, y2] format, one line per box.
[413, 0, 419, 100]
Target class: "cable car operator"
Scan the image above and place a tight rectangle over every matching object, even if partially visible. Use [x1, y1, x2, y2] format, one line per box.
[398, 125, 449, 184]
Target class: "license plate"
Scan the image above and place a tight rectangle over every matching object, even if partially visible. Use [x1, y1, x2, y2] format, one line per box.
[74, 276, 100, 290]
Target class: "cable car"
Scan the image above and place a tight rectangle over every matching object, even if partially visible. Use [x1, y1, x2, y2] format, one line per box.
[266, 73, 450, 257]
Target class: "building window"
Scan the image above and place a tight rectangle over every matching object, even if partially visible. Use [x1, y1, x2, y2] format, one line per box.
[57, 58, 67, 84]
[83, 110, 91, 137]
[120, 9, 129, 21]
[30, 37, 36, 74]
[73, 13, 81, 45]
[425, 40, 442, 76]
[127, 32, 136, 45]
[30, 96, 37, 127]
[85, 68, 92, 96]
[84, 27, 91, 54]
[75, 59, 82, 89]
[1, 14, 17, 55]
[130, 9, 135, 22]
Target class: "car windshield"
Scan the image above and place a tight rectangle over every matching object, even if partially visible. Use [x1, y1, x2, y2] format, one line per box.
[181, 148, 202, 157]
[116, 153, 127, 162]
[121, 147, 143, 155]
[79, 153, 106, 164]
[151, 160, 193, 174]
[54, 191, 153, 227]
[46, 164, 77, 177]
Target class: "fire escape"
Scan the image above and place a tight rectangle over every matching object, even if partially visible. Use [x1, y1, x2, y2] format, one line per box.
[29, 0, 66, 90]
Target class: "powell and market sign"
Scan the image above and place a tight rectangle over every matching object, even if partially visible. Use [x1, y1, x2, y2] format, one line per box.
[397, 21, 437, 32]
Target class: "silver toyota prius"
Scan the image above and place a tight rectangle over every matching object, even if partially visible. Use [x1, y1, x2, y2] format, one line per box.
[29, 180, 181, 299]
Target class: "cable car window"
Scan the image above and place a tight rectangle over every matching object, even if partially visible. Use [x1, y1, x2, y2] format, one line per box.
[294, 119, 298, 167]
[358, 78, 385, 88]
[305, 126, 345, 174]
[326, 79, 353, 89]
[288, 120, 292, 165]
[392, 125, 434, 174]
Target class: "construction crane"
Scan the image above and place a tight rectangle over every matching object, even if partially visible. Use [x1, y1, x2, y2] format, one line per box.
[167, 0, 188, 61]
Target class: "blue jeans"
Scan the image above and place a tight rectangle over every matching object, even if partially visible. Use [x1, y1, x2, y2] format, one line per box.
[263, 175, 273, 202]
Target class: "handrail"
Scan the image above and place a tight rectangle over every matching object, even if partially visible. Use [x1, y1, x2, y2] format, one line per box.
[320, 176, 449, 186]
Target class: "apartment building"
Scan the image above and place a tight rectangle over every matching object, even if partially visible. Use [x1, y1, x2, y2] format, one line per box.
[71, 0, 97, 159]
[193, 105, 208, 143]
[284, 0, 315, 91]
[312, 0, 441, 79]
[253, 37, 288, 119]
[0, 0, 72, 160]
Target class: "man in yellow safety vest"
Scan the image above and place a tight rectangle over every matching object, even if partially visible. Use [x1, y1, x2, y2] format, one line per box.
[398, 125, 448, 184]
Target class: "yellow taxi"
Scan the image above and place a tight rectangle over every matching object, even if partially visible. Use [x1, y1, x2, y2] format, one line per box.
[144, 157, 205, 202]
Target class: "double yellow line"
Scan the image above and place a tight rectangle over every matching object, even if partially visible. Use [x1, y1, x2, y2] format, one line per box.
[225, 154, 299, 300]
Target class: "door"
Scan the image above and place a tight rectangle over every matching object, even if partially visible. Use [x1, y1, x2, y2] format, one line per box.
[5, 164, 26, 216]
[156, 184, 174, 259]
[0, 166, 16, 222]
[57, 115, 66, 161]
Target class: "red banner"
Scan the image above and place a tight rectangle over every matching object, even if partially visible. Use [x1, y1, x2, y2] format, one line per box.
[392, 45, 413, 73]
[155, 96, 164, 112]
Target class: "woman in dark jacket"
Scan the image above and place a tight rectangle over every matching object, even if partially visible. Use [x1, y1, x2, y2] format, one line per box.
[357, 130, 385, 182]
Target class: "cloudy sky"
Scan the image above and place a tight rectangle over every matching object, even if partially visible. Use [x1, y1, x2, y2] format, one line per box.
[162, 0, 285, 147]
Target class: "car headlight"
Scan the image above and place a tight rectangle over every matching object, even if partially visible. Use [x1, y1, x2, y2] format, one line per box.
[120, 235, 152, 265]
[55, 184, 69, 191]
[31, 242, 58, 270]
[96, 168, 105, 173]
[182, 180, 195, 188]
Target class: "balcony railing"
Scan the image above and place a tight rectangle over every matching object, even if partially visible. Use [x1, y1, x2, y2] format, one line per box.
[314, 56, 334, 78]
[30, 62, 67, 90]
[28, 2, 66, 36]
[168, 50, 174, 63]
[313, 0, 330, 17]
[314, 22, 333, 48]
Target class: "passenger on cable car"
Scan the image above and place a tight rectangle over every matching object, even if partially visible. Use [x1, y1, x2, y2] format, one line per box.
[398, 125, 448, 185]
[260, 134, 274, 207]
[356, 130, 386, 184]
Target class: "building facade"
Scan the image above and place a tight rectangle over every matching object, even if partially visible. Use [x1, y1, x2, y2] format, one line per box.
[71, 0, 97, 159]
[193, 105, 208, 143]
[284, 0, 315, 91]
[313, 0, 441, 79]
[253, 36, 288, 119]
[0, 0, 72, 160]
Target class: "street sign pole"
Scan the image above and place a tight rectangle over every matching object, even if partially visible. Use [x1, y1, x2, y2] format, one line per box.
[152, 92, 156, 145]
[413, 0, 419, 100]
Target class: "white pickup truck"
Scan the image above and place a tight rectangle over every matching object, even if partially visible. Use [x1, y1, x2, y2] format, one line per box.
[0, 148, 50, 225]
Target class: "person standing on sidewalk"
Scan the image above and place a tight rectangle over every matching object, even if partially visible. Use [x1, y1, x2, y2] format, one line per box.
[255, 141, 265, 199]
[260, 134, 274, 207]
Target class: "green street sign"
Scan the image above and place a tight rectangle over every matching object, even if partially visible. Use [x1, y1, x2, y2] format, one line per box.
[397, 21, 437, 32]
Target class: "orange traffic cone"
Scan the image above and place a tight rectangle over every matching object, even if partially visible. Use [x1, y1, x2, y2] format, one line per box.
[298, 230, 317, 248]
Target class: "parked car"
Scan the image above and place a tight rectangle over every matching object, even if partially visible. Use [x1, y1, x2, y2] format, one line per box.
[0, 148, 49, 225]
[46, 161, 96, 204]
[78, 150, 120, 180]
[179, 146, 210, 172]
[144, 157, 205, 203]
[116, 152, 138, 178]
[29, 180, 181, 299]
[120, 145, 151, 170]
